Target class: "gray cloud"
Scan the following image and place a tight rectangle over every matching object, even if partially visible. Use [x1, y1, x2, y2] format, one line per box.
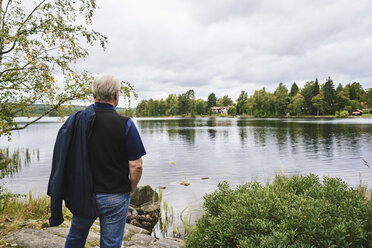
[80, 0, 372, 106]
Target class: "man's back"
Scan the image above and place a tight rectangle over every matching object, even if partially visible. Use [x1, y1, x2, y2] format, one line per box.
[88, 106, 131, 193]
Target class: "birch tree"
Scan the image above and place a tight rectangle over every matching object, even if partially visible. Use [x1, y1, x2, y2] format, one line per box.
[0, 0, 133, 137]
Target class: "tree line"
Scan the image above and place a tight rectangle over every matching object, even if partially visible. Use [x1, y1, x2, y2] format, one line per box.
[134, 77, 372, 117]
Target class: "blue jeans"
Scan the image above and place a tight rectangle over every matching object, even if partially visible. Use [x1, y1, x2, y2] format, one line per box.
[65, 193, 131, 248]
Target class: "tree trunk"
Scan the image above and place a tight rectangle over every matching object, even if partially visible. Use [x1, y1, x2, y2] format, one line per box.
[0, 0, 3, 63]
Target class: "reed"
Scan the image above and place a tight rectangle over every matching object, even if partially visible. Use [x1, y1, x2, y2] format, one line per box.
[154, 186, 196, 239]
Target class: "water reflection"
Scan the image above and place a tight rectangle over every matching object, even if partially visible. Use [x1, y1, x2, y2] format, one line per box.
[135, 118, 372, 166]
[136, 118, 372, 150]
[1, 117, 372, 218]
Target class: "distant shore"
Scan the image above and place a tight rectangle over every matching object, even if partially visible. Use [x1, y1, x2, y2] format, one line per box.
[132, 113, 372, 119]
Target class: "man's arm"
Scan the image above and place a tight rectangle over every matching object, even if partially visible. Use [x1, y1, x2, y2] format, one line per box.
[129, 158, 143, 195]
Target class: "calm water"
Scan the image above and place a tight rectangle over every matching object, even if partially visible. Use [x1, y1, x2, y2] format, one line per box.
[1, 117, 372, 218]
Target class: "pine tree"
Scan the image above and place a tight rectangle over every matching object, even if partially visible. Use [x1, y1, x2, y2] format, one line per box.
[289, 82, 300, 97]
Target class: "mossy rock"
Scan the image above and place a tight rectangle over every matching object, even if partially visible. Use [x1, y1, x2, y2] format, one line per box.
[130, 185, 158, 208]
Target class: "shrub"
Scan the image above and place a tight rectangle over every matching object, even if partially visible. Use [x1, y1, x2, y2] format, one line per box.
[344, 105, 352, 113]
[227, 106, 237, 116]
[339, 110, 349, 118]
[186, 174, 372, 248]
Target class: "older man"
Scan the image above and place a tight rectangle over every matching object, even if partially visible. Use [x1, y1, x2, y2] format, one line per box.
[48, 74, 146, 248]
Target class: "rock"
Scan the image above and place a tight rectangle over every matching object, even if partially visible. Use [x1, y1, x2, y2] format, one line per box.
[177, 180, 190, 186]
[130, 185, 159, 208]
[125, 234, 156, 246]
[124, 223, 151, 241]
[3, 228, 65, 248]
[3, 226, 184, 248]
[127, 185, 161, 231]
[46, 226, 100, 243]
[150, 237, 185, 248]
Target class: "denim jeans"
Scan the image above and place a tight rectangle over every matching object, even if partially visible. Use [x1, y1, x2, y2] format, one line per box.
[65, 193, 131, 248]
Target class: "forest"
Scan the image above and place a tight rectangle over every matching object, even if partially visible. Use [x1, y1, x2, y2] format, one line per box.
[134, 77, 372, 117]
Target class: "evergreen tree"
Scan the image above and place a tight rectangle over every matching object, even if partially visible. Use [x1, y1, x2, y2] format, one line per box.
[314, 78, 320, 96]
[207, 93, 217, 108]
[289, 82, 300, 97]
[349, 82, 364, 101]
[336, 83, 343, 93]
[322, 77, 336, 114]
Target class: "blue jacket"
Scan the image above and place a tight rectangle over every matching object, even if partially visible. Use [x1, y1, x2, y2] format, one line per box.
[47, 105, 99, 226]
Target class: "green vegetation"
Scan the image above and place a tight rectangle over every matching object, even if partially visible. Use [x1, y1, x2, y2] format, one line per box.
[0, 147, 61, 240]
[339, 110, 350, 118]
[0, 0, 135, 138]
[186, 174, 372, 248]
[135, 78, 372, 118]
[12, 104, 133, 118]
[0, 193, 72, 243]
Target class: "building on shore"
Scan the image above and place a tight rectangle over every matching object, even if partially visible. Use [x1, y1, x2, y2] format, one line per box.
[211, 106, 230, 115]
[351, 109, 363, 116]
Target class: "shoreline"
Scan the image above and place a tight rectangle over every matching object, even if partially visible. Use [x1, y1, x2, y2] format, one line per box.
[131, 114, 372, 119]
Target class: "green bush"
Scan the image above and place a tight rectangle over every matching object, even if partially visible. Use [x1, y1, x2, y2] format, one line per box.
[344, 105, 352, 113]
[227, 106, 237, 116]
[186, 174, 372, 248]
[339, 110, 349, 118]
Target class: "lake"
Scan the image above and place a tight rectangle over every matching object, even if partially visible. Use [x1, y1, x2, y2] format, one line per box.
[1, 117, 372, 220]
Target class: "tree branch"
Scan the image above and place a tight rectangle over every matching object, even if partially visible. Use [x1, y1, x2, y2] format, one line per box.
[9, 97, 73, 131]
[10, 98, 38, 115]
[18, 0, 46, 34]
[0, 44, 65, 76]
[1, 0, 12, 32]
[0, 0, 46, 55]
[0, 60, 32, 76]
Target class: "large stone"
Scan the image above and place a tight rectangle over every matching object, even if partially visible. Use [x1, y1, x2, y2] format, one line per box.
[130, 185, 159, 208]
[127, 185, 161, 231]
[46, 226, 100, 242]
[125, 233, 156, 246]
[150, 237, 185, 248]
[3, 228, 65, 248]
[124, 223, 151, 241]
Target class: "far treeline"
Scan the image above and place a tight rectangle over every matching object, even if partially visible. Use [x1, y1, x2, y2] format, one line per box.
[134, 77, 372, 117]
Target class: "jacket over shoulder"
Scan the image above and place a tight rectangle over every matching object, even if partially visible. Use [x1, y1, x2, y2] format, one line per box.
[47, 105, 98, 226]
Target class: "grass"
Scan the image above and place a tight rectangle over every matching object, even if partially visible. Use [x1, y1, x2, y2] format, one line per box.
[0, 193, 72, 240]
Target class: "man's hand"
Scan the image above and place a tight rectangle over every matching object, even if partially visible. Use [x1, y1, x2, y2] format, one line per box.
[129, 158, 143, 195]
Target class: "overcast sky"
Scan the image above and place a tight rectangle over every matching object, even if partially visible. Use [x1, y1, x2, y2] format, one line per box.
[81, 0, 372, 107]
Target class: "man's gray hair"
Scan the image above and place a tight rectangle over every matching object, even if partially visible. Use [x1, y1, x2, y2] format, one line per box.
[92, 74, 120, 101]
